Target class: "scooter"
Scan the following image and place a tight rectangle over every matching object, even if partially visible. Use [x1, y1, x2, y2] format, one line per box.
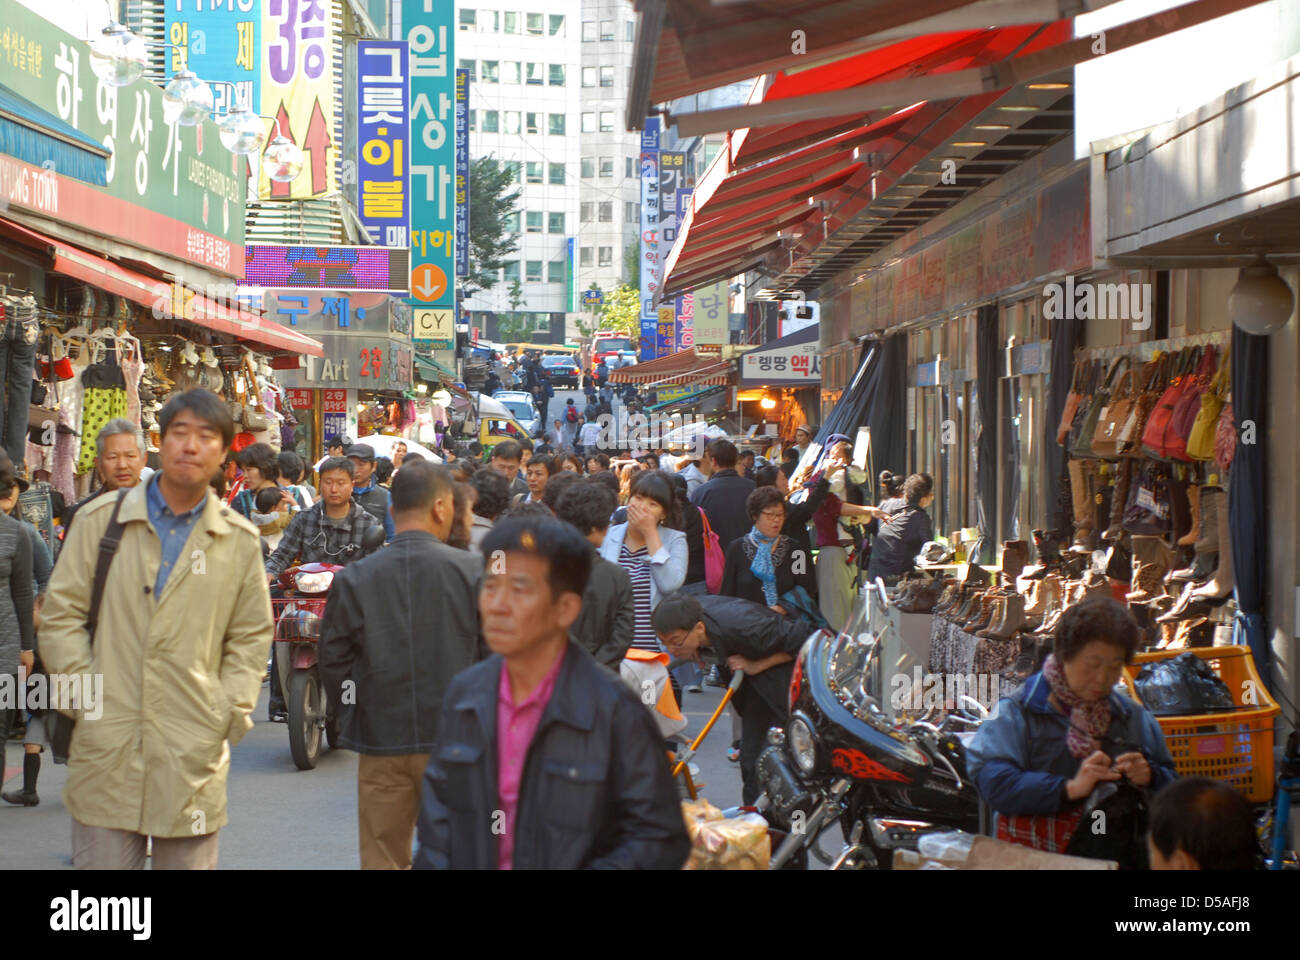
[273, 563, 343, 770]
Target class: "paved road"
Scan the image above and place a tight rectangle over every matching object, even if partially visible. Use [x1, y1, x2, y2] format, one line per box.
[2, 676, 745, 869]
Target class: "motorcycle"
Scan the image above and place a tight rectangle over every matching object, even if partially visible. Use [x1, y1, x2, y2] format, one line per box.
[755, 582, 986, 869]
[273, 563, 343, 770]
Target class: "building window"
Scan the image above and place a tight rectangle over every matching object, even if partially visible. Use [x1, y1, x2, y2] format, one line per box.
[599, 66, 614, 87]
[503, 211, 520, 233]
[525, 62, 543, 85]
[467, 109, 476, 132]
[549, 162, 565, 185]
[503, 12, 518, 34]
[626, 21, 635, 42]
[525, 112, 539, 134]
[582, 20, 595, 42]
[599, 20, 614, 41]
[458, 59, 476, 81]
[549, 64, 565, 86]
[626, 156, 635, 177]
[598, 246, 612, 267]
[598, 202, 612, 222]
[599, 111, 614, 132]
[581, 157, 595, 178]
[482, 110, 499, 133]
[579, 247, 593, 268]
[526, 261, 543, 282]
[526, 13, 543, 35]
[580, 202, 594, 222]
[548, 114, 566, 136]
[625, 201, 638, 222]
[549, 14, 565, 36]
[503, 261, 520, 282]
[599, 156, 613, 177]
[481, 60, 499, 83]
[504, 160, 521, 182]
[533, 312, 550, 332]
[482, 11, 500, 32]
[548, 260, 566, 283]
[525, 162, 543, 184]
[581, 67, 596, 87]
[581, 112, 596, 133]
[526, 211, 543, 232]
[459, 9, 476, 31]
[502, 61, 520, 84]
[548, 212, 565, 233]
[504, 111, 520, 134]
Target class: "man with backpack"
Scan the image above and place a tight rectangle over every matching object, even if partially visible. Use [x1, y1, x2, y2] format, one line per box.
[561, 399, 581, 451]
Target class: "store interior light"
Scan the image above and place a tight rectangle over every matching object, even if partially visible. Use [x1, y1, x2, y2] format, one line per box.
[88, 18, 148, 88]
[416, 383, 428, 394]
[1027, 82, 1070, 90]
[997, 105, 1040, 112]
[951, 141, 986, 148]
[1229, 257, 1294, 335]
[973, 123, 1011, 131]
[760, 396, 777, 410]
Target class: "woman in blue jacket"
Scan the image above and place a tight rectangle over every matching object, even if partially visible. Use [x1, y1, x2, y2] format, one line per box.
[967, 597, 1176, 853]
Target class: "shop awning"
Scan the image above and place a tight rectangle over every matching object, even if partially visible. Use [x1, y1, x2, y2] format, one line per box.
[0, 81, 109, 186]
[415, 353, 456, 380]
[0, 217, 323, 357]
[608, 348, 735, 387]
[738, 324, 821, 386]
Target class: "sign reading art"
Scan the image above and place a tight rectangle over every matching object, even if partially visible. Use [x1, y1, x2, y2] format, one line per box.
[278, 335, 413, 391]
[2, 4, 245, 274]
[260, 0, 337, 200]
[356, 40, 409, 246]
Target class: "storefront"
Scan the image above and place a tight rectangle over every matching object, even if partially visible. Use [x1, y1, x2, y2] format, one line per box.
[736, 323, 821, 449]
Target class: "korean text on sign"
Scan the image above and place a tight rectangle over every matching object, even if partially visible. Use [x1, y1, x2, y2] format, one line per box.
[357, 40, 409, 247]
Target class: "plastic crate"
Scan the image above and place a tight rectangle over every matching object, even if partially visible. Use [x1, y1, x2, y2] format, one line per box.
[1122, 645, 1280, 803]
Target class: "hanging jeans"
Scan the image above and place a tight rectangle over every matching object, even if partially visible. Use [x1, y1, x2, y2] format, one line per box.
[0, 304, 39, 469]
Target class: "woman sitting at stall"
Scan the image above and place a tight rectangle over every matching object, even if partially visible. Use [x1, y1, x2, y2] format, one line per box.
[863, 472, 934, 586]
[967, 598, 1177, 860]
[721, 487, 818, 620]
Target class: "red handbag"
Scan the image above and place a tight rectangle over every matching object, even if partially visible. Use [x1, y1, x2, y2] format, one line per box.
[1166, 347, 1218, 461]
[1140, 348, 1199, 460]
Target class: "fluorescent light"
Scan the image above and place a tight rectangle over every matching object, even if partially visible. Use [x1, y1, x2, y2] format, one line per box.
[974, 123, 1010, 130]
[951, 141, 986, 148]
[1027, 82, 1070, 90]
[997, 105, 1040, 112]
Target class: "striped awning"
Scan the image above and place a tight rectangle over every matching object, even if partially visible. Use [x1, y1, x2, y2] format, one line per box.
[608, 348, 735, 387]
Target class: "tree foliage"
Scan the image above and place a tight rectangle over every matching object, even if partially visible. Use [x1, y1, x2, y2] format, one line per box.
[598, 283, 640, 338]
[463, 155, 521, 299]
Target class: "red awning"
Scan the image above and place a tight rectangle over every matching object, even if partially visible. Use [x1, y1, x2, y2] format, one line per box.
[0, 217, 323, 357]
[608, 348, 734, 387]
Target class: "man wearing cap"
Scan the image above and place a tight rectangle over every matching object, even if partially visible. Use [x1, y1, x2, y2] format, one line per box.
[348, 444, 395, 542]
[792, 424, 813, 463]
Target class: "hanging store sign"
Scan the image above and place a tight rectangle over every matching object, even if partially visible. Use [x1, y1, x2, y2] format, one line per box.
[1, 4, 245, 275]
[403, 0, 456, 312]
[413, 307, 454, 351]
[260, 0, 337, 200]
[638, 117, 660, 361]
[241, 245, 409, 290]
[262, 290, 408, 335]
[454, 66, 469, 278]
[164, 1, 260, 120]
[278, 334, 413, 391]
[356, 40, 409, 247]
[693, 279, 728, 351]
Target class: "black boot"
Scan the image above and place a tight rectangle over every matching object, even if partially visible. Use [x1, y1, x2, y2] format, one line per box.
[2, 752, 40, 806]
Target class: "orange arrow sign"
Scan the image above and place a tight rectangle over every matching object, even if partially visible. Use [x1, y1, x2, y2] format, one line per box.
[410, 263, 448, 302]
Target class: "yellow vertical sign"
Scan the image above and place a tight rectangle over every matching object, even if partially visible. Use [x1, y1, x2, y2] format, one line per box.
[260, 0, 336, 200]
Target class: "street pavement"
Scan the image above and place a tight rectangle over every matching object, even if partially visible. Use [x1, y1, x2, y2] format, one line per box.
[2, 676, 744, 869]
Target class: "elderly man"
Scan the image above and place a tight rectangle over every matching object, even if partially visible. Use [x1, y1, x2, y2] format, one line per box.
[63, 419, 147, 534]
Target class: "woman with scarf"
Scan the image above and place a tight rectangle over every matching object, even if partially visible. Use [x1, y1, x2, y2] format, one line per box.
[967, 598, 1176, 864]
[720, 487, 818, 620]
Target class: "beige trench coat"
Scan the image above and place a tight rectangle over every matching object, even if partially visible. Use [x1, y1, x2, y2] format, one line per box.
[40, 480, 273, 838]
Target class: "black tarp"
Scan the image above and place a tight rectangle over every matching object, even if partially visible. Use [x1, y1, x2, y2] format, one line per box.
[1228, 324, 1270, 681]
[1043, 309, 1082, 536]
[862, 333, 908, 500]
[972, 305, 999, 563]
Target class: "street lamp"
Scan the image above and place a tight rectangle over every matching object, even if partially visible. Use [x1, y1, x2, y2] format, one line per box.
[162, 66, 214, 127]
[217, 102, 264, 155]
[262, 125, 305, 184]
[88, 18, 147, 87]
[207, 82, 304, 184]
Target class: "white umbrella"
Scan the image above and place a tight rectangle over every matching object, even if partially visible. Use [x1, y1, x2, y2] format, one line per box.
[314, 435, 442, 471]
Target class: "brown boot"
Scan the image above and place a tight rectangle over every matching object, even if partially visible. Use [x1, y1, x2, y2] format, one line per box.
[964, 594, 1000, 633]
[1024, 574, 1063, 620]
[1191, 489, 1234, 601]
[1126, 536, 1174, 603]
[1001, 540, 1030, 586]
[981, 593, 1027, 640]
[1102, 459, 1134, 542]
[1177, 484, 1201, 547]
[1068, 461, 1100, 553]
[1193, 486, 1222, 554]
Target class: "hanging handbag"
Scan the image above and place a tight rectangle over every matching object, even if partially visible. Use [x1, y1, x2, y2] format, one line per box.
[1167, 346, 1218, 459]
[1089, 360, 1137, 459]
[1186, 346, 1229, 461]
[1056, 360, 1087, 447]
[1140, 348, 1198, 459]
[1214, 402, 1236, 473]
[1066, 360, 1103, 457]
[1073, 356, 1128, 459]
[1119, 354, 1167, 457]
[1121, 464, 1172, 535]
[242, 408, 270, 431]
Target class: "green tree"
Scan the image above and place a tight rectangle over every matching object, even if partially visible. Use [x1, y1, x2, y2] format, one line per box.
[598, 283, 640, 338]
[463, 155, 522, 300]
[494, 279, 533, 341]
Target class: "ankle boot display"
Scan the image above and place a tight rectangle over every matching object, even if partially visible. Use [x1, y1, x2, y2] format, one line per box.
[1024, 574, 1063, 619]
[1126, 536, 1174, 603]
[981, 593, 1028, 640]
[1168, 550, 1216, 584]
[1191, 490, 1234, 601]
[1193, 487, 1223, 554]
[964, 594, 999, 633]
[1000, 540, 1029, 584]
[1177, 484, 1201, 547]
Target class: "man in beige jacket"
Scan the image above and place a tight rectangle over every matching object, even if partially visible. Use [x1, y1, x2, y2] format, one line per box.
[41, 389, 273, 869]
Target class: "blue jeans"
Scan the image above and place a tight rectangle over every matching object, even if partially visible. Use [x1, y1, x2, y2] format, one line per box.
[0, 317, 37, 469]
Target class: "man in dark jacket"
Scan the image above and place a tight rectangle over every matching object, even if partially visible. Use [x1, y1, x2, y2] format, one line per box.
[319, 461, 482, 869]
[347, 443, 394, 541]
[655, 593, 812, 804]
[554, 481, 634, 668]
[689, 438, 755, 553]
[414, 515, 689, 870]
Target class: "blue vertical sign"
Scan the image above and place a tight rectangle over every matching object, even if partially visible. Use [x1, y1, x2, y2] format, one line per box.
[164, 1, 260, 117]
[638, 118, 660, 362]
[357, 41, 409, 247]
[404, 0, 455, 314]
[454, 67, 470, 278]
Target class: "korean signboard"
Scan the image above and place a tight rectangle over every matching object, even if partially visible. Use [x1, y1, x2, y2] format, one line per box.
[413, 307, 454, 351]
[404, 0, 456, 311]
[357, 40, 408, 246]
[1, 5, 245, 275]
[638, 118, 660, 361]
[454, 67, 469, 278]
[740, 328, 822, 386]
[693, 279, 729, 351]
[676, 291, 694, 352]
[261, 0, 337, 200]
[262, 291, 409, 335]
[278, 335, 414, 391]
[164, 1, 259, 119]
[673, 185, 693, 352]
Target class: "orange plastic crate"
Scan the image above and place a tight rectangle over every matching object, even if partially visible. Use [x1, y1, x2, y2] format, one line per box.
[1122, 646, 1280, 803]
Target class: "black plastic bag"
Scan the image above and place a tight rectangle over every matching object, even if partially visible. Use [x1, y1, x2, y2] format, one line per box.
[1066, 780, 1149, 869]
[1134, 652, 1234, 716]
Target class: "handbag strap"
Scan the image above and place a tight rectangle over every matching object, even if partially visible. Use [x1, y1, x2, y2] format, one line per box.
[1101, 354, 1130, 392]
[86, 489, 129, 648]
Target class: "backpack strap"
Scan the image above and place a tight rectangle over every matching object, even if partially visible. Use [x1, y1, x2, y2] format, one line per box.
[86, 489, 129, 647]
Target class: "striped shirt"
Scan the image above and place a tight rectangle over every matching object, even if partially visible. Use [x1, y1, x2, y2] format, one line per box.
[619, 544, 660, 652]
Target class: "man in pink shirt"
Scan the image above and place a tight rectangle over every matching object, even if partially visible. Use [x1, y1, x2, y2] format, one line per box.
[414, 514, 690, 869]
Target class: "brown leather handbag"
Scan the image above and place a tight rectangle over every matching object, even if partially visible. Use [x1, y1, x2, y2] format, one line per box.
[1091, 366, 1139, 459]
[1056, 359, 1087, 447]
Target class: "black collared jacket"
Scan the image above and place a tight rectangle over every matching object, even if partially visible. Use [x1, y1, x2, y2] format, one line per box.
[413, 643, 690, 869]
